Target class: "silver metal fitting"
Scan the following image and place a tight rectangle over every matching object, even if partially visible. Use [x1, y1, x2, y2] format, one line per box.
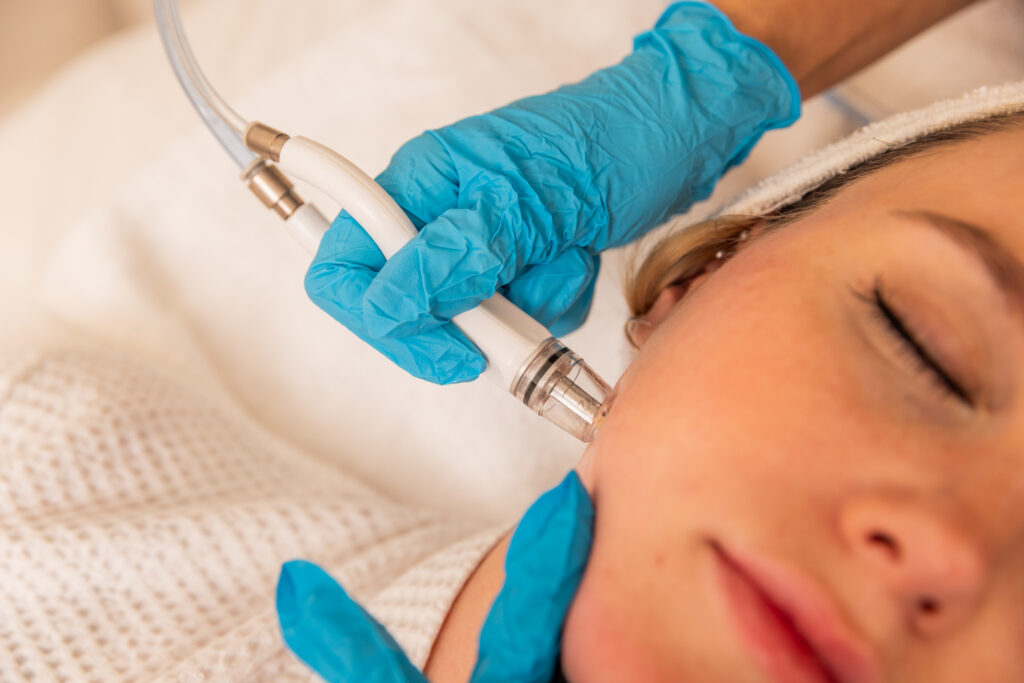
[244, 122, 290, 162]
[243, 160, 303, 219]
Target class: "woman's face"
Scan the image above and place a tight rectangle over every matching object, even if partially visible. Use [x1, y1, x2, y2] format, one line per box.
[562, 125, 1024, 682]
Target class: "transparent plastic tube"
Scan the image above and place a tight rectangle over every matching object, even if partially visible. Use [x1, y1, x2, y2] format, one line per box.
[153, 0, 255, 168]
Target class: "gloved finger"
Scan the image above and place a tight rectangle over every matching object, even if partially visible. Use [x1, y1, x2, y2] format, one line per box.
[502, 249, 600, 337]
[306, 211, 486, 384]
[374, 132, 459, 229]
[546, 257, 599, 338]
[277, 560, 426, 683]
[360, 205, 513, 339]
[470, 470, 595, 683]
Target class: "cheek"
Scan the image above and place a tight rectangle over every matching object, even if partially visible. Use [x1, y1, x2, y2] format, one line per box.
[593, 240, 869, 503]
[561, 243, 870, 672]
[590, 284, 804, 513]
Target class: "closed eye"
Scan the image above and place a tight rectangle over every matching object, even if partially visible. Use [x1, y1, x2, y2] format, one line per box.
[859, 283, 973, 407]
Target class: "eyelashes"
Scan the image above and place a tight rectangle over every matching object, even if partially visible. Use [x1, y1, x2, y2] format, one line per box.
[858, 282, 973, 407]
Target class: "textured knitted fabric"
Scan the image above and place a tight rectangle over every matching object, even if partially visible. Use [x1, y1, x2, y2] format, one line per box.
[0, 347, 504, 681]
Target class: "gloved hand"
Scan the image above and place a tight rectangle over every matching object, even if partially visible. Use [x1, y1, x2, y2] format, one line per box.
[276, 471, 594, 682]
[306, 1, 800, 384]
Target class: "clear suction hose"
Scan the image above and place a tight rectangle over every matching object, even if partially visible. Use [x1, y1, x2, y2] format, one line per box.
[153, 0, 255, 168]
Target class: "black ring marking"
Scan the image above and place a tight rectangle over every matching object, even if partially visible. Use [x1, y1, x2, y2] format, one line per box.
[522, 346, 570, 406]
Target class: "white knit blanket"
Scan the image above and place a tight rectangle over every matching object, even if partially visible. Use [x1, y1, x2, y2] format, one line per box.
[0, 346, 503, 680]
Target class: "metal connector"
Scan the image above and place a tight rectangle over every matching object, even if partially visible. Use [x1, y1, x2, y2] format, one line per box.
[243, 160, 303, 219]
[245, 122, 290, 162]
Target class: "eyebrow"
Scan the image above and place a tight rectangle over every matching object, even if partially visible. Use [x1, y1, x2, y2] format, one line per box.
[894, 209, 1024, 313]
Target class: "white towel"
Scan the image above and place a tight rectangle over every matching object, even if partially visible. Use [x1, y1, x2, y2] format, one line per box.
[724, 80, 1024, 217]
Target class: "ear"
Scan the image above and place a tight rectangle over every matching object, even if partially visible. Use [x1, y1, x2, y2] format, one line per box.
[630, 257, 734, 348]
[626, 283, 685, 349]
[626, 220, 766, 350]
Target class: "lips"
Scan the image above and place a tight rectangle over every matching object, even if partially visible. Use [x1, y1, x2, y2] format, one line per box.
[710, 542, 882, 683]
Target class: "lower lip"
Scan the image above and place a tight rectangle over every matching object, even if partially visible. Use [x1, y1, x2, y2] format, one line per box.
[712, 545, 839, 683]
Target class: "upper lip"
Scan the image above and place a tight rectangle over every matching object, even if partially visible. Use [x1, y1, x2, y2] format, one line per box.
[711, 541, 883, 683]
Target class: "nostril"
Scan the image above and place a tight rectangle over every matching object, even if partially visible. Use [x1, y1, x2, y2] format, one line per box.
[912, 596, 949, 637]
[841, 499, 988, 638]
[916, 597, 941, 616]
[866, 530, 901, 560]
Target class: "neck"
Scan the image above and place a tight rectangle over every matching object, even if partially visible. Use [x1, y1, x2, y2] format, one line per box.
[423, 533, 511, 682]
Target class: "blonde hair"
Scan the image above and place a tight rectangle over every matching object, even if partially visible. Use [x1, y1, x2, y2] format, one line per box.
[624, 111, 1024, 321]
[624, 215, 759, 316]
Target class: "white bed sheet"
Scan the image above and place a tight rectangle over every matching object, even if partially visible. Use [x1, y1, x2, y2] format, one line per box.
[2, 0, 1021, 522]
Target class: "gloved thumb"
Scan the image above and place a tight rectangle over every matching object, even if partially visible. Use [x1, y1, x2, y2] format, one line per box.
[304, 210, 487, 384]
[277, 560, 425, 682]
[361, 206, 510, 340]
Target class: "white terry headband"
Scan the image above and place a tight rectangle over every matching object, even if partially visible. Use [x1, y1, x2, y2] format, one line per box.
[721, 80, 1024, 218]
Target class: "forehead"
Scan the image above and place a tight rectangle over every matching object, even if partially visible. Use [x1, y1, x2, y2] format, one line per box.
[816, 126, 1024, 252]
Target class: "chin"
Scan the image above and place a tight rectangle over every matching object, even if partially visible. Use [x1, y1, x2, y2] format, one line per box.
[561, 572, 682, 683]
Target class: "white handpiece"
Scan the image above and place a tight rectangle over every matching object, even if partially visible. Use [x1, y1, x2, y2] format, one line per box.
[246, 124, 611, 441]
[277, 136, 551, 391]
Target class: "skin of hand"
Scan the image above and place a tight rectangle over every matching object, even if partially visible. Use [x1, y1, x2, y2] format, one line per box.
[712, 0, 977, 97]
[552, 125, 1024, 681]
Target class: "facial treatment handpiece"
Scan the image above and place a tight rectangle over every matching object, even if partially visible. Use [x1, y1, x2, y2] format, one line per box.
[244, 124, 612, 441]
[153, 0, 612, 441]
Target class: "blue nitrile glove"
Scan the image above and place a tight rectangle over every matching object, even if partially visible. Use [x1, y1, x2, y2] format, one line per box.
[306, 1, 800, 384]
[276, 471, 594, 682]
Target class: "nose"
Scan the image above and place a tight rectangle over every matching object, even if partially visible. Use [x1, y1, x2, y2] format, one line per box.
[838, 494, 988, 637]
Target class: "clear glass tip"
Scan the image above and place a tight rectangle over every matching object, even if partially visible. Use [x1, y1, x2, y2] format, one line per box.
[511, 339, 613, 442]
